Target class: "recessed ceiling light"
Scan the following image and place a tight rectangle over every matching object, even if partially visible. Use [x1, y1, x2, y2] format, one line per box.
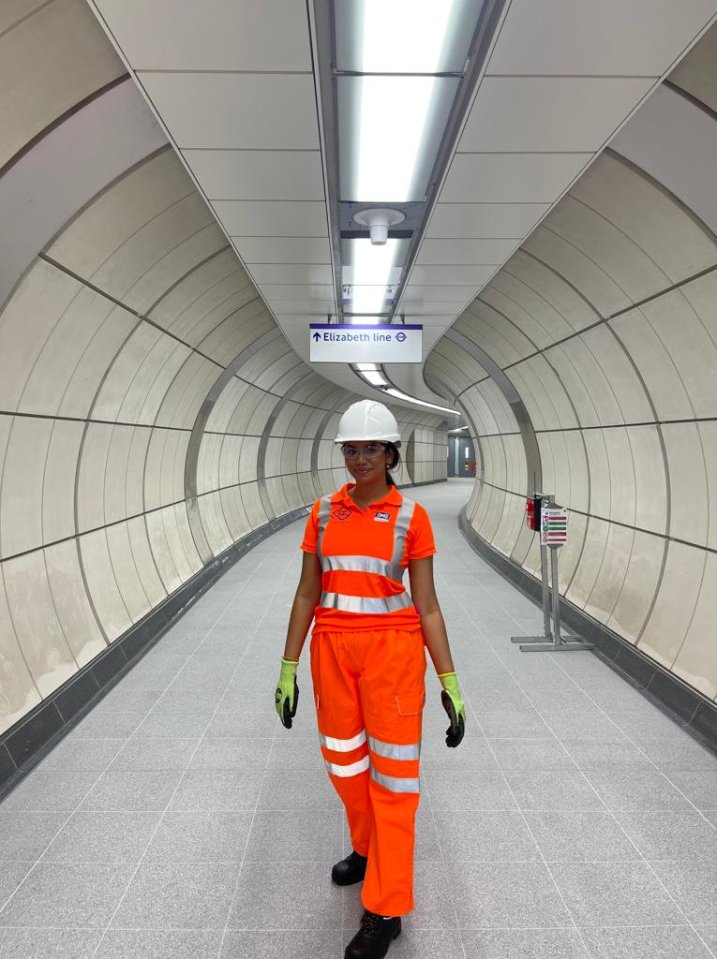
[384, 387, 460, 415]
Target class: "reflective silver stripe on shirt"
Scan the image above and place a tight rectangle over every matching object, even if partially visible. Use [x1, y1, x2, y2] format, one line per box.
[325, 755, 370, 778]
[370, 766, 420, 794]
[319, 592, 413, 614]
[323, 555, 405, 583]
[391, 497, 416, 566]
[316, 495, 332, 562]
[368, 736, 421, 761]
[320, 730, 367, 753]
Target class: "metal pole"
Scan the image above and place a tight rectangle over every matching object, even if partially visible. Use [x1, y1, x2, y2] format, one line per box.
[540, 543, 551, 639]
[550, 545, 562, 647]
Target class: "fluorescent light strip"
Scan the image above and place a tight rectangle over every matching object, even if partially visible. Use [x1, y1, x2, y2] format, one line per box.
[350, 238, 397, 316]
[384, 387, 460, 415]
[356, 1, 457, 201]
[362, 371, 388, 387]
[361, 0, 456, 73]
[356, 77, 436, 201]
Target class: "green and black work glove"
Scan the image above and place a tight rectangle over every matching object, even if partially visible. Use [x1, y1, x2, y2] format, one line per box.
[438, 672, 465, 747]
[275, 657, 299, 729]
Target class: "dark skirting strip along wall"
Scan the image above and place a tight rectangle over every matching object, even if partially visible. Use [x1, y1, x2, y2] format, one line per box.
[459, 507, 717, 757]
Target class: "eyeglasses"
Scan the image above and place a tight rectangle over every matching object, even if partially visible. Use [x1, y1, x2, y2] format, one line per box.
[341, 443, 387, 459]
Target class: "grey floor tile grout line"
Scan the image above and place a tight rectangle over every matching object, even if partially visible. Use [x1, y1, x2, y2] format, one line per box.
[0, 920, 708, 931]
[443, 550, 717, 958]
[492, 679, 691, 948]
[0, 775, 105, 921]
[532, 664, 717, 957]
[264, 535, 350, 954]
[442, 577, 596, 959]
[216, 543, 291, 959]
[85, 535, 292, 959]
[486, 660, 716, 951]
[464, 751, 586, 950]
[421, 746, 470, 955]
[543, 658, 717, 833]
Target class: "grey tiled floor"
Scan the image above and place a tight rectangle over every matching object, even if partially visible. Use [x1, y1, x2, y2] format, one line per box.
[1, 480, 716, 958]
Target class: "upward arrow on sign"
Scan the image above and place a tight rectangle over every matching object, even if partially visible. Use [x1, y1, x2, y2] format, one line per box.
[312, 332, 321, 341]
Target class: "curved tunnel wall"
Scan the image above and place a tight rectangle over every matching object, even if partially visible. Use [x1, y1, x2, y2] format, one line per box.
[0, 3, 447, 738]
[427, 139, 717, 705]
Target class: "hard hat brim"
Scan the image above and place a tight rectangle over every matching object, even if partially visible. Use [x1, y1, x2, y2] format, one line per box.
[334, 436, 401, 447]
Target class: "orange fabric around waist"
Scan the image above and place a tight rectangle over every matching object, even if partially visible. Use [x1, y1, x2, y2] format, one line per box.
[312, 604, 423, 632]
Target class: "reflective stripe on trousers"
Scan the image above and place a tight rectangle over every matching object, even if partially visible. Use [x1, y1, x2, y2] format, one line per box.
[325, 755, 370, 777]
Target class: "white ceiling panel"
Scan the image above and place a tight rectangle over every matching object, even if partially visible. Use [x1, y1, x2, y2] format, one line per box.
[487, 0, 717, 76]
[261, 296, 336, 312]
[215, 201, 328, 237]
[275, 313, 329, 323]
[459, 77, 654, 153]
[416, 239, 516, 265]
[399, 316, 455, 326]
[408, 265, 500, 286]
[402, 285, 480, 304]
[440, 153, 591, 203]
[248, 264, 334, 285]
[183, 150, 324, 201]
[260, 284, 335, 302]
[400, 300, 477, 317]
[426, 203, 549, 239]
[138, 73, 319, 149]
[235, 237, 331, 264]
[266, 297, 336, 314]
[94, 0, 312, 71]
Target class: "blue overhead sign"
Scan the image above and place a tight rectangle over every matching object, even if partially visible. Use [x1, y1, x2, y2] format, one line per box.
[309, 323, 423, 363]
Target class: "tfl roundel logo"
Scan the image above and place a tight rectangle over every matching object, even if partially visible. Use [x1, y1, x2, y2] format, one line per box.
[396, 331, 407, 343]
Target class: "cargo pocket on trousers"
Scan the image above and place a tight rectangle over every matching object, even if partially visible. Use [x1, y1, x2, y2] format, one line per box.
[395, 690, 425, 716]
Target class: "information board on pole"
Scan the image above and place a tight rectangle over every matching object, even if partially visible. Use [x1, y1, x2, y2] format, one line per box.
[309, 324, 423, 363]
[540, 506, 568, 546]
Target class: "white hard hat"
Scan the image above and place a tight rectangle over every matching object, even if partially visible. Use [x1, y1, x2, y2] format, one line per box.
[334, 400, 401, 446]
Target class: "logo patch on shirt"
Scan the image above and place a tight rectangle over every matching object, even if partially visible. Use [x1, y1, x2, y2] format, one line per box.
[332, 506, 352, 522]
[375, 511, 391, 522]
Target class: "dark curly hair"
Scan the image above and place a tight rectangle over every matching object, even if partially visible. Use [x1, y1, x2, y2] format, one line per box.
[384, 442, 401, 487]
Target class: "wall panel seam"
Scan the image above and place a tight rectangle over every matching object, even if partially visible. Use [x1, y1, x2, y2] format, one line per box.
[38, 254, 225, 372]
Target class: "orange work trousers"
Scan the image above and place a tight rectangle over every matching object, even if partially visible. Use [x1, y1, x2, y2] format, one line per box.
[309, 627, 426, 917]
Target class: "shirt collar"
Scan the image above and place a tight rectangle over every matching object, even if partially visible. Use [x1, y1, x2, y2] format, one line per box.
[333, 483, 403, 509]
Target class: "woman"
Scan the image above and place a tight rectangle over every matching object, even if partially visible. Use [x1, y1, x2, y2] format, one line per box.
[275, 399, 465, 959]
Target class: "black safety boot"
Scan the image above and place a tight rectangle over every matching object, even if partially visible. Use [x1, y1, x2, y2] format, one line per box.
[331, 850, 368, 886]
[344, 910, 401, 959]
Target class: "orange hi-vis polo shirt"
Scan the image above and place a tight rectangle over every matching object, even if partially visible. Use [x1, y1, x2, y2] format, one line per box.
[300, 483, 436, 632]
